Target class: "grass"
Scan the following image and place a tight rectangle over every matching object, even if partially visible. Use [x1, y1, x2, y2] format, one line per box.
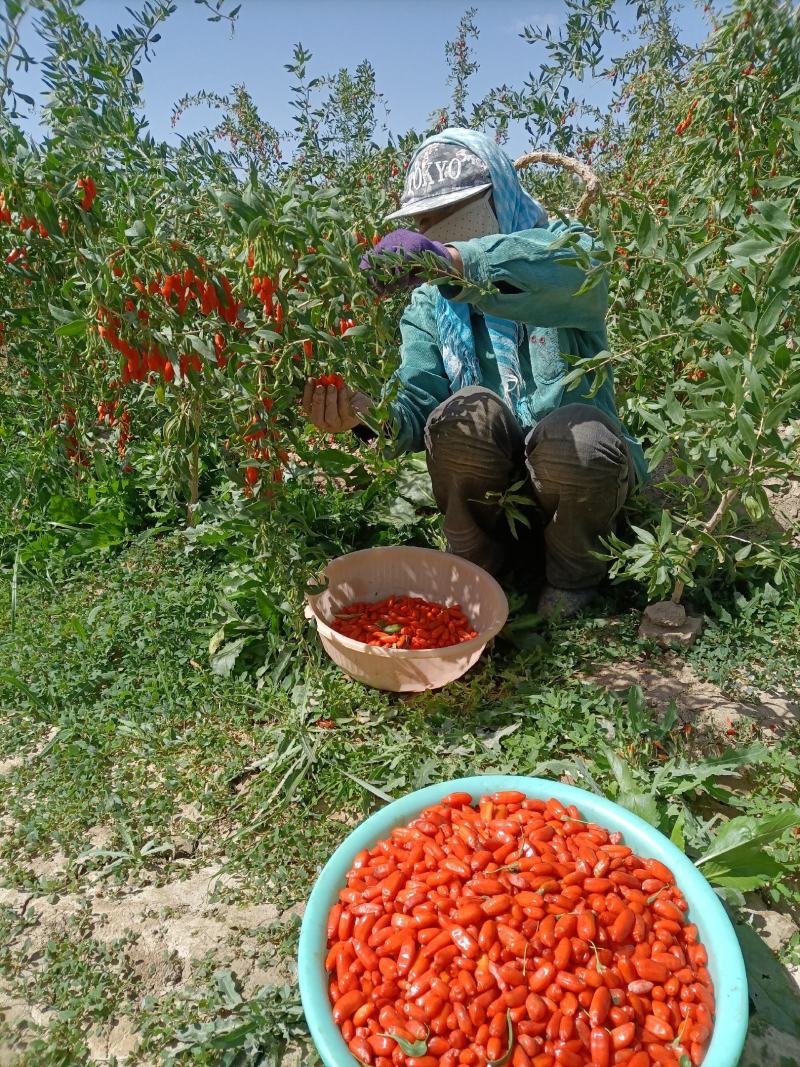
[0, 533, 798, 1064]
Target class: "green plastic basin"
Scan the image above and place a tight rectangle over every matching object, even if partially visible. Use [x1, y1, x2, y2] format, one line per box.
[298, 775, 748, 1067]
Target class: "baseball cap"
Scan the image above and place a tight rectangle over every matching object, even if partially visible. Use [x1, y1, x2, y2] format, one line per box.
[384, 142, 493, 221]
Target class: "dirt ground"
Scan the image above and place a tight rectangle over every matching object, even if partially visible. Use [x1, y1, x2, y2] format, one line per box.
[0, 859, 303, 1065]
[0, 654, 798, 1065]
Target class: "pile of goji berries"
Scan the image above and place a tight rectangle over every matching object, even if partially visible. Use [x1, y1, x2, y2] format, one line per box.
[330, 596, 478, 650]
[325, 791, 715, 1067]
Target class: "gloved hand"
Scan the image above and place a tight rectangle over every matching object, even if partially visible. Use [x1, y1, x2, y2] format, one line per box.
[360, 228, 452, 292]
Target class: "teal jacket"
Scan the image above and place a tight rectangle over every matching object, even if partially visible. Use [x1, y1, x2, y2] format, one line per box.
[387, 219, 647, 485]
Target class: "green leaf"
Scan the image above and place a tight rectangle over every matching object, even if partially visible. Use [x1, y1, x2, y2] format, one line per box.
[378, 1032, 427, 1057]
[605, 747, 637, 793]
[369, 497, 418, 528]
[636, 211, 656, 255]
[697, 807, 798, 887]
[685, 235, 724, 274]
[766, 240, 800, 288]
[124, 219, 147, 239]
[760, 175, 798, 189]
[210, 637, 247, 677]
[54, 319, 87, 337]
[214, 969, 243, 1008]
[764, 382, 800, 430]
[618, 791, 660, 826]
[742, 491, 765, 523]
[702, 854, 783, 891]
[310, 448, 356, 476]
[215, 190, 258, 223]
[34, 190, 59, 235]
[736, 411, 758, 453]
[702, 320, 749, 354]
[396, 460, 435, 508]
[341, 772, 395, 804]
[670, 810, 686, 851]
[185, 334, 213, 361]
[697, 806, 799, 866]
[719, 187, 738, 219]
[47, 494, 87, 524]
[757, 290, 788, 338]
[727, 238, 775, 265]
[488, 1010, 514, 1067]
[661, 389, 685, 426]
[48, 303, 78, 324]
[753, 201, 795, 234]
[735, 923, 800, 1037]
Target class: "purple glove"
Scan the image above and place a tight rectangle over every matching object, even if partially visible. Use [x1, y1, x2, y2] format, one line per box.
[360, 228, 452, 292]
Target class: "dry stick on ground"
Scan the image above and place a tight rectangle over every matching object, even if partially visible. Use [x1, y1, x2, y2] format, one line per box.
[514, 150, 602, 219]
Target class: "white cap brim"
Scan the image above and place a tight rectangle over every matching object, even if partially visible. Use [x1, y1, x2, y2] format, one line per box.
[383, 183, 493, 222]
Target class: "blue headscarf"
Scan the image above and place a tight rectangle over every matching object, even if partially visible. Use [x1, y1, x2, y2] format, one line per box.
[409, 128, 555, 427]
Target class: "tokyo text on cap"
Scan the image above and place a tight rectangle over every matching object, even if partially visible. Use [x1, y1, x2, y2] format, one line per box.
[384, 142, 493, 221]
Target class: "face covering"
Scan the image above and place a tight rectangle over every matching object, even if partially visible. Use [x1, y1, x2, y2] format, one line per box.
[422, 190, 499, 243]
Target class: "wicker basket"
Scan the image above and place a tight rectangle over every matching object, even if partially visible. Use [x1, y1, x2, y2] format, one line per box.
[514, 149, 601, 219]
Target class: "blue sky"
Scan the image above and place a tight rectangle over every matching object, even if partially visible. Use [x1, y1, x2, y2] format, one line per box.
[14, 0, 713, 157]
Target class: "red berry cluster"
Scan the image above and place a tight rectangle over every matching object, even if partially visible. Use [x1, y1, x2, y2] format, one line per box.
[242, 395, 289, 496]
[52, 404, 87, 466]
[251, 273, 284, 328]
[160, 267, 239, 322]
[316, 373, 345, 390]
[116, 408, 131, 463]
[95, 306, 172, 385]
[5, 244, 29, 271]
[76, 176, 97, 212]
[96, 398, 122, 427]
[675, 101, 698, 137]
[96, 262, 240, 383]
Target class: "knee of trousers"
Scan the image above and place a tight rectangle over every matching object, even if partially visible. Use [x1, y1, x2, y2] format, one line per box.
[424, 388, 523, 468]
[525, 403, 631, 478]
[425, 386, 512, 439]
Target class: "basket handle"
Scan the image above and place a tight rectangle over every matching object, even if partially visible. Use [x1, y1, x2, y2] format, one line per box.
[514, 150, 601, 220]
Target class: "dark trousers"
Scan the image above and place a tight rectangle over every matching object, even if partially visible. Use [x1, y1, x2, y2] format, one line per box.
[424, 387, 634, 590]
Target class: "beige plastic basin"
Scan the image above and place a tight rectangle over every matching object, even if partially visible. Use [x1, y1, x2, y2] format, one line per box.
[306, 546, 509, 692]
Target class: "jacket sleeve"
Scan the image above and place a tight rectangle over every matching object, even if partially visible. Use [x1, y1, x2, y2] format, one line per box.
[384, 285, 452, 454]
[444, 224, 608, 332]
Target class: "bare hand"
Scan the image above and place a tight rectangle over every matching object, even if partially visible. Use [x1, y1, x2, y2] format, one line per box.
[302, 378, 373, 433]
